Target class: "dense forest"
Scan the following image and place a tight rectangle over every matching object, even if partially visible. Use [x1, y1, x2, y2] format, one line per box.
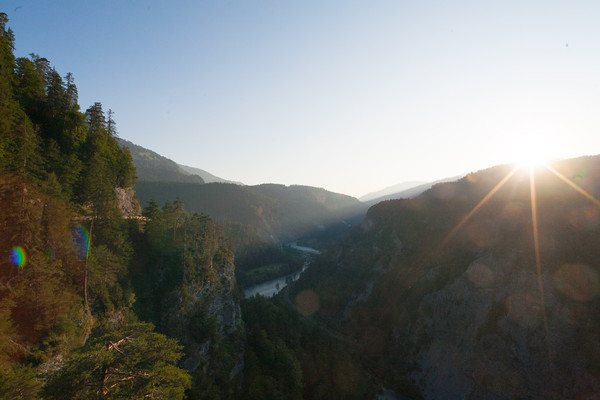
[0, 11, 193, 398]
[0, 13, 371, 399]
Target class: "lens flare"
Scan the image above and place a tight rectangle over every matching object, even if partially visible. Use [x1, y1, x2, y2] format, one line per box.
[467, 260, 495, 288]
[71, 225, 90, 259]
[295, 290, 320, 316]
[9, 246, 26, 267]
[553, 264, 599, 302]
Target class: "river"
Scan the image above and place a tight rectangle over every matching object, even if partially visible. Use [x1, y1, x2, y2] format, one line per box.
[243, 243, 321, 299]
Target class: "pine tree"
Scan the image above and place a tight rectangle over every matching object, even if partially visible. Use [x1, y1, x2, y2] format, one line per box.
[43, 322, 191, 400]
[106, 108, 116, 137]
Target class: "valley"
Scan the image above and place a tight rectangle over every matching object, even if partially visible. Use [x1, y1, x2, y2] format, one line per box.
[3, 8, 600, 400]
[123, 135, 600, 399]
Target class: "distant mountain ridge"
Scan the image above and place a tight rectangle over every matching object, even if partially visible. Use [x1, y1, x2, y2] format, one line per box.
[359, 181, 425, 202]
[117, 138, 236, 184]
[135, 181, 361, 243]
[362, 175, 463, 206]
[177, 163, 242, 184]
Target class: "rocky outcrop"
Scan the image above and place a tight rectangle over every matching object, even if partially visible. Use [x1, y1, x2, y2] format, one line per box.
[115, 187, 142, 217]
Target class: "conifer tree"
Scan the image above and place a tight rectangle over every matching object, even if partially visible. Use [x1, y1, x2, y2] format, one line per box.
[0, 16, 42, 178]
[14, 57, 45, 123]
[0, 13, 15, 166]
[43, 322, 191, 400]
[64, 72, 78, 109]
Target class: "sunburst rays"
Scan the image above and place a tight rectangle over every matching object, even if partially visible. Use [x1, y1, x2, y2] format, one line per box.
[436, 165, 520, 254]
[432, 159, 600, 363]
[529, 165, 551, 361]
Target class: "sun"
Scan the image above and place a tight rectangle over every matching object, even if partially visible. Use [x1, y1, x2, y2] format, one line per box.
[509, 134, 556, 168]
[514, 147, 550, 168]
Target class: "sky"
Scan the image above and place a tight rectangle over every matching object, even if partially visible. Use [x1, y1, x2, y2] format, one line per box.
[4, 1, 600, 198]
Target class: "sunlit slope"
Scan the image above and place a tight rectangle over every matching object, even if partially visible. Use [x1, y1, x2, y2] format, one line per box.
[294, 155, 600, 399]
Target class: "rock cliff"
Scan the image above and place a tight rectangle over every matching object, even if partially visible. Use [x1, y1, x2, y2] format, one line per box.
[164, 255, 242, 375]
[115, 186, 142, 217]
[159, 230, 244, 398]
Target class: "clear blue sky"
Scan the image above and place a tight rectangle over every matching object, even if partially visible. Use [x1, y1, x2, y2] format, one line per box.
[4, 1, 600, 197]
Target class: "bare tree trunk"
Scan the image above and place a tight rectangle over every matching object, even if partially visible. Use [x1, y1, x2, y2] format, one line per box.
[84, 217, 93, 310]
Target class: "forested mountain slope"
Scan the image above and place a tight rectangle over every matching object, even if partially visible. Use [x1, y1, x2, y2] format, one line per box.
[0, 14, 241, 398]
[117, 138, 205, 183]
[294, 156, 600, 398]
[135, 181, 363, 243]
